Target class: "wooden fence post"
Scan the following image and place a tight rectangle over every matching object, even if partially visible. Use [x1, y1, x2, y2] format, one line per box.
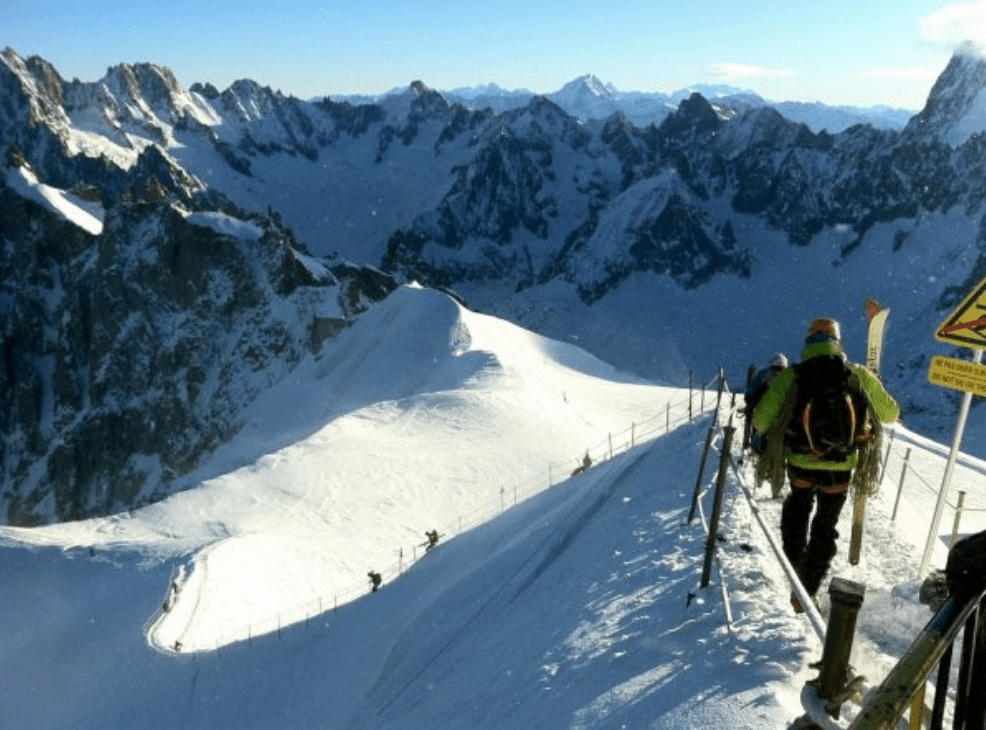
[715, 367, 725, 414]
[689, 370, 694, 421]
[817, 577, 866, 716]
[688, 426, 717, 525]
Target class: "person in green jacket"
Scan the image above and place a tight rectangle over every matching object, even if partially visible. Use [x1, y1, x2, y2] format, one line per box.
[752, 318, 900, 604]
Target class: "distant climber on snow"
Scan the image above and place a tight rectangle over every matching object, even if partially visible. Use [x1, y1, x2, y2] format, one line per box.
[743, 352, 789, 457]
[571, 452, 592, 476]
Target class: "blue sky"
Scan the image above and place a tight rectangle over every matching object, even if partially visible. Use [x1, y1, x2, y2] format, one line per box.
[4, 0, 985, 109]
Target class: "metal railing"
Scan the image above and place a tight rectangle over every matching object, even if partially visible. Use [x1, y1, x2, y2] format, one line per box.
[848, 588, 986, 730]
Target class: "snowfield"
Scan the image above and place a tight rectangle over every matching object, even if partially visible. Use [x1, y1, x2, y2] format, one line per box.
[1, 285, 983, 729]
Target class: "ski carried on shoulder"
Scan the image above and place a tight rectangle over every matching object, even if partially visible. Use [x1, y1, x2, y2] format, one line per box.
[848, 299, 889, 566]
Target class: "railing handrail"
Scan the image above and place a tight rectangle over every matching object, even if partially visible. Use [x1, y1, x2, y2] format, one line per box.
[848, 587, 986, 729]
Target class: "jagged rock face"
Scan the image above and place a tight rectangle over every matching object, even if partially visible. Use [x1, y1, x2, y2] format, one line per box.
[381, 98, 593, 288]
[906, 46, 986, 146]
[628, 195, 749, 285]
[0, 51, 69, 133]
[379, 88, 986, 300]
[0, 174, 394, 525]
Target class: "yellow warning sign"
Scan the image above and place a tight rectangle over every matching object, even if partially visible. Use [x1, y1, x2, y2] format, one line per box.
[928, 355, 986, 397]
[935, 274, 986, 349]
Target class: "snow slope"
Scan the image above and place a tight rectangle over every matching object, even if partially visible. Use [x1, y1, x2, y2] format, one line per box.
[4, 165, 104, 235]
[1, 285, 983, 729]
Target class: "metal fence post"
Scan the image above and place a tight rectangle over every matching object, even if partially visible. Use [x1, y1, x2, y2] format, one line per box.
[950, 491, 966, 548]
[817, 577, 866, 716]
[891, 448, 911, 522]
[701, 425, 735, 588]
[879, 428, 896, 485]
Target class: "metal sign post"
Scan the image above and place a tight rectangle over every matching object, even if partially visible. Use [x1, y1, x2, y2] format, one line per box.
[920, 274, 986, 577]
[919, 348, 982, 577]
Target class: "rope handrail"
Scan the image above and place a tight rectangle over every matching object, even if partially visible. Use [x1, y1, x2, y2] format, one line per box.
[885, 424, 986, 478]
[884, 437, 986, 512]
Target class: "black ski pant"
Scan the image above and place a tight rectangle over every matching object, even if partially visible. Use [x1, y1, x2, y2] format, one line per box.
[780, 467, 850, 597]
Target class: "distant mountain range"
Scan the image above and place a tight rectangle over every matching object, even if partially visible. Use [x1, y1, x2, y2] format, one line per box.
[337, 73, 915, 133]
[3, 43, 986, 525]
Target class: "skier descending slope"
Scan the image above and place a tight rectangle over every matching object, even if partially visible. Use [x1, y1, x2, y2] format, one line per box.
[751, 318, 900, 610]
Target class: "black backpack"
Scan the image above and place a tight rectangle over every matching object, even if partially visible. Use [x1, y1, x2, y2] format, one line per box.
[786, 356, 870, 461]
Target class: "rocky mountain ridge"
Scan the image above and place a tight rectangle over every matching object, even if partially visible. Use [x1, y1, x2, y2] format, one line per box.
[3, 45, 986, 524]
[906, 44, 986, 146]
[358, 73, 915, 132]
[1, 49, 406, 523]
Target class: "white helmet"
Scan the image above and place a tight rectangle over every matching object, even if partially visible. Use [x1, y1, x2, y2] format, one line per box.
[770, 352, 788, 368]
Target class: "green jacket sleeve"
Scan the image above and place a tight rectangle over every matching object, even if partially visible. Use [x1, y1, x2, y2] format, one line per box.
[850, 364, 900, 423]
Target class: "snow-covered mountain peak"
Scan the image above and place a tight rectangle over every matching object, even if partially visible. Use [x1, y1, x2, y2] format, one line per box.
[448, 81, 516, 99]
[375, 79, 450, 119]
[317, 285, 637, 406]
[905, 44, 986, 145]
[94, 61, 221, 137]
[669, 83, 761, 104]
[100, 61, 183, 107]
[0, 47, 73, 132]
[1, 47, 221, 162]
[550, 74, 623, 120]
[564, 74, 616, 98]
[216, 78, 288, 122]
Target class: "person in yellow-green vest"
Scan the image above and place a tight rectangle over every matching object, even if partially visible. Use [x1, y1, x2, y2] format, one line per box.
[752, 318, 900, 604]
